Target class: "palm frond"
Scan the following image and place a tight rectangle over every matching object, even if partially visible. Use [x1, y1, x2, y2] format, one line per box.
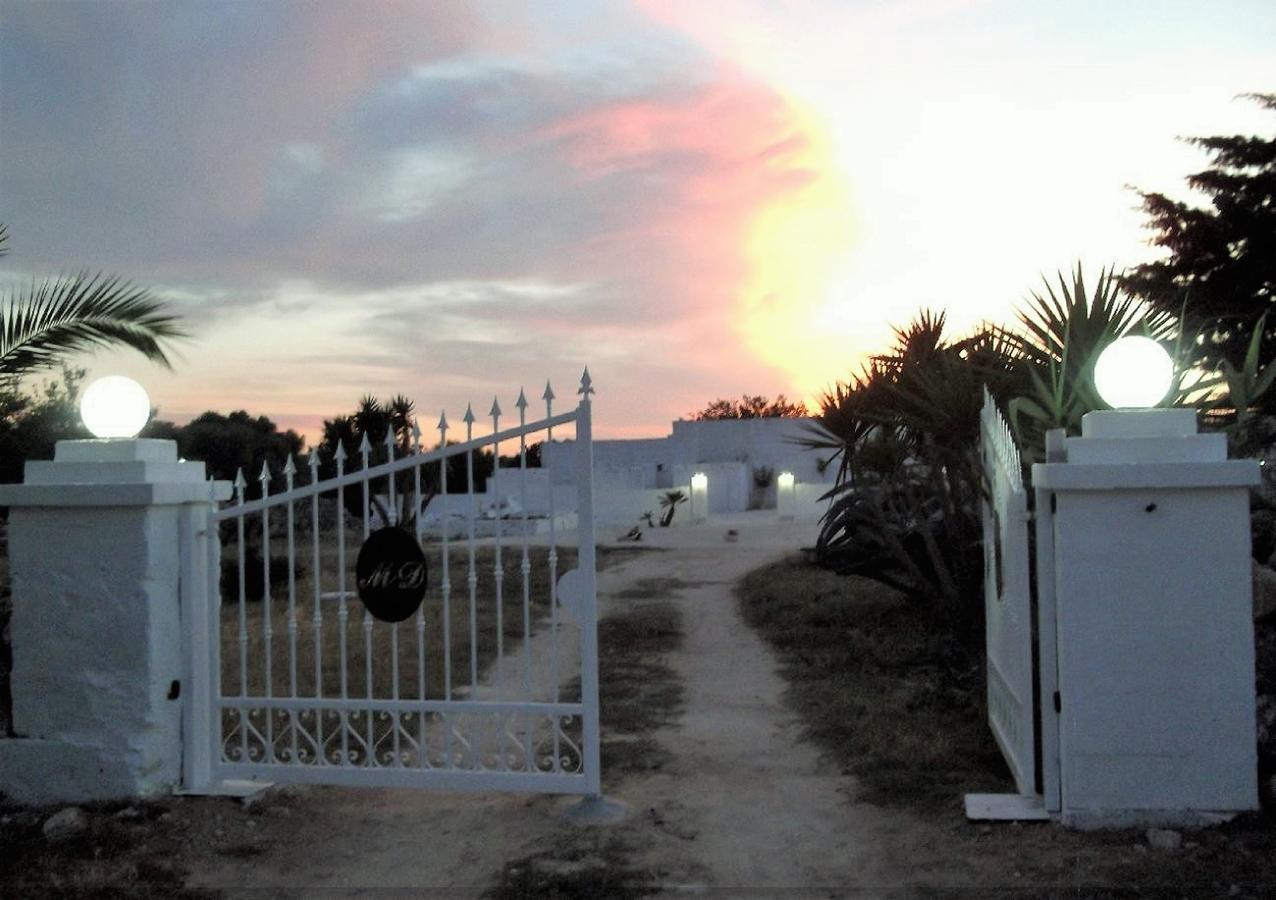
[0, 223, 9, 258]
[0, 272, 187, 377]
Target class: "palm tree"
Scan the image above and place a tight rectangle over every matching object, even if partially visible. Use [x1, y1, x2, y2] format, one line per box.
[0, 224, 186, 378]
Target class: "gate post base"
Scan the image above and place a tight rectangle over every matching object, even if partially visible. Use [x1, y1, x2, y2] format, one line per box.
[964, 792, 1051, 822]
[0, 439, 229, 807]
[561, 794, 629, 826]
[0, 738, 164, 807]
[174, 779, 273, 801]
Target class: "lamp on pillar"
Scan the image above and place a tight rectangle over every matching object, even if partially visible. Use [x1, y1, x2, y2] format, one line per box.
[1093, 336, 1175, 411]
[1032, 335, 1261, 827]
[0, 376, 232, 805]
[80, 375, 151, 439]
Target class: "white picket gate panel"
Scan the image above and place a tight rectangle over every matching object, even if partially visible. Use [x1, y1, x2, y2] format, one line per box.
[197, 372, 601, 796]
[980, 388, 1037, 796]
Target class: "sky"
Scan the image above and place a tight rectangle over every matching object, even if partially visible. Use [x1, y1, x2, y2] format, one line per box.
[1, 0, 1273, 443]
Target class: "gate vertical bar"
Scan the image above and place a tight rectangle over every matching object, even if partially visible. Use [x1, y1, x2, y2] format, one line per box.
[258, 463, 274, 762]
[283, 456, 298, 765]
[490, 397, 504, 707]
[412, 421, 426, 766]
[204, 501, 223, 785]
[575, 368, 602, 796]
[438, 413, 452, 703]
[233, 471, 248, 763]
[335, 443, 350, 764]
[309, 450, 324, 760]
[181, 501, 214, 792]
[1034, 482, 1061, 812]
[544, 381, 562, 772]
[359, 433, 373, 764]
[516, 389, 533, 768]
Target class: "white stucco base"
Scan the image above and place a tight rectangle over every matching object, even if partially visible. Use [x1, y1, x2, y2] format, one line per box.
[1059, 808, 1238, 830]
[0, 439, 228, 806]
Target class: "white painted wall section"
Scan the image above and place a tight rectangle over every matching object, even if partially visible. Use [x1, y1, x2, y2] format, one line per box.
[0, 439, 229, 805]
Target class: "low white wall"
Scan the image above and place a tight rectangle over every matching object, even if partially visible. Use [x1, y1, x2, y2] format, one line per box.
[419, 481, 577, 523]
[673, 462, 749, 515]
[547, 418, 838, 513]
[793, 482, 833, 521]
[594, 487, 694, 526]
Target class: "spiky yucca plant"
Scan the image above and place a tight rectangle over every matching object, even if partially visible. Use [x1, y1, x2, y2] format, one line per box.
[1001, 264, 1183, 460]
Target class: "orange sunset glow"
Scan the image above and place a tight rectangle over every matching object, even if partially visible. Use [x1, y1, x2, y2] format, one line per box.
[2, 1, 1273, 443]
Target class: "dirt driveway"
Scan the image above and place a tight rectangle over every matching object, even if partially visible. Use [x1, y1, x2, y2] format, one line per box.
[184, 514, 924, 896]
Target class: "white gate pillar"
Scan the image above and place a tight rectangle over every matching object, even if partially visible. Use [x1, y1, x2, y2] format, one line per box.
[1034, 409, 1260, 827]
[0, 439, 230, 805]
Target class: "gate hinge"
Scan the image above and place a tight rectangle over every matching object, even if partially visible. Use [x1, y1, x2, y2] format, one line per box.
[1053, 691, 1061, 713]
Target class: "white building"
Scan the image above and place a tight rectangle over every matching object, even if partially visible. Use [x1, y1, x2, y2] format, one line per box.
[418, 416, 835, 529]
[545, 416, 835, 523]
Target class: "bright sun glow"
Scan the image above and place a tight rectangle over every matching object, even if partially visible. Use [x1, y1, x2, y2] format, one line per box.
[80, 376, 151, 439]
[739, 100, 856, 403]
[1093, 337, 1175, 409]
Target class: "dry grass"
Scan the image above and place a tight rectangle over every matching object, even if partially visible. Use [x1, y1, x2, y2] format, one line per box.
[739, 554, 1276, 898]
[487, 598, 684, 897]
[486, 833, 656, 900]
[596, 600, 684, 777]
[738, 556, 1005, 807]
[219, 530, 577, 702]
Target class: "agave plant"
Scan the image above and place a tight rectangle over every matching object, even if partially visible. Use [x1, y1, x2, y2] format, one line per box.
[1002, 264, 1184, 461]
[658, 489, 687, 527]
[791, 310, 1004, 623]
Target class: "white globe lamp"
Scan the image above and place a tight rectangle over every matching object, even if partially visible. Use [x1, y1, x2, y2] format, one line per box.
[1093, 337, 1174, 409]
[80, 375, 151, 439]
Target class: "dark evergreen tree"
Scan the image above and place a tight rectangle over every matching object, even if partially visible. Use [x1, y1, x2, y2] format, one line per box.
[1123, 93, 1276, 373]
[167, 410, 303, 491]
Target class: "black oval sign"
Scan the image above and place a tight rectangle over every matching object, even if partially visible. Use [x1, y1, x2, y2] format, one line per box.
[355, 528, 428, 623]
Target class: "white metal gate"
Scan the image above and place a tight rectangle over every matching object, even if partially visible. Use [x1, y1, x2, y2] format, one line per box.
[979, 388, 1036, 795]
[191, 371, 600, 795]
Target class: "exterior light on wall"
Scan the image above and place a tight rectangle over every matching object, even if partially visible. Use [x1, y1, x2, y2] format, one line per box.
[689, 471, 708, 522]
[1093, 336, 1174, 409]
[777, 470, 796, 521]
[80, 375, 151, 439]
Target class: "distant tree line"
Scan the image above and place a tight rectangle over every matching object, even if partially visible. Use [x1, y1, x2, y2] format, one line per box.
[690, 394, 808, 420]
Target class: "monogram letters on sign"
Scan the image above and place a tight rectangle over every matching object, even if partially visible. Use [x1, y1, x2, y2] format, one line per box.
[355, 528, 429, 622]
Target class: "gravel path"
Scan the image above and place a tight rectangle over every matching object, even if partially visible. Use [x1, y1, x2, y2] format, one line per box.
[186, 514, 920, 896]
